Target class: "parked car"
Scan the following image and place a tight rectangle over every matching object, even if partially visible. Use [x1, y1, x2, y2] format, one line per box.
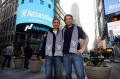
[82, 53, 90, 62]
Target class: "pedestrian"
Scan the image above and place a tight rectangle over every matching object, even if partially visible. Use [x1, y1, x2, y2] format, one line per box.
[1, 43, 13, 69]
[0, 47, 2, 56]
[24, 45, 33, 69]
[62, 14, 89, 79]
[41, 18, 63, 79]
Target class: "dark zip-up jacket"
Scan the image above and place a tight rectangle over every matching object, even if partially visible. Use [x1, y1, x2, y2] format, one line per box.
[41, 29, 59, 59]
[62, 24, 88, 54]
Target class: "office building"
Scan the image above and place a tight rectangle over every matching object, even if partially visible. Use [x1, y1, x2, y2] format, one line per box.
[0, 0, 65, 51]
[94, 0, 106, 49]
[71, 3, 81, 26]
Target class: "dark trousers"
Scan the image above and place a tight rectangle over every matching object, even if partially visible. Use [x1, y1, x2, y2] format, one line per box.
[24, 57, 30, 69]
[1, 55, 12, 68]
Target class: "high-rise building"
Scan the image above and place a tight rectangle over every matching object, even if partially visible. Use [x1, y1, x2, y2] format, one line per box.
[71, 3, 81, 26]
[0, 0, 65, 50]
[94, 0, 106, 49]
[1, 0, 5, 3]
[56, 0, 60, 4]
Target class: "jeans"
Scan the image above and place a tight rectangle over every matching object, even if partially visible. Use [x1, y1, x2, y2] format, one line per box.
[63, 53, 85, 79]
[24, 57, 30, 69]
[45, 56, 62, 79]
[2, 55, 12, 68]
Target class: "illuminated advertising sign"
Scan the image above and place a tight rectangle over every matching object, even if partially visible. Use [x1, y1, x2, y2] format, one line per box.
[16, 0, 54, 33]
[107, 21, 120, 36]
[103, 0, 120, 15]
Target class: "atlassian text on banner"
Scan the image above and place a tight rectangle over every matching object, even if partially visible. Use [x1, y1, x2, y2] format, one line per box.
[109, 3, 120, 10]
[21, 9, 52, 22]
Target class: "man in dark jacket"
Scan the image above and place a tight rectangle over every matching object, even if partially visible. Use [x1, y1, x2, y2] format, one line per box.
[62, 14, 89, 79]
[41, 18, 63, 79]
[24, 45, 33, 69]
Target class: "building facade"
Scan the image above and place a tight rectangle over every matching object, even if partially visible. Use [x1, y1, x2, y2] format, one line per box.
[94, 0, 106, 49]
[0, 0, 17, 48]
[94, 0, 120, 49]
[0, 0, 65, 51]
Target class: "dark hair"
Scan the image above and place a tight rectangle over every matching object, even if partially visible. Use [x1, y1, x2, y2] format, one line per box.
[52, 18, 60, 23]
[9, 43, 12, 46]
[64, 14, 73, 21]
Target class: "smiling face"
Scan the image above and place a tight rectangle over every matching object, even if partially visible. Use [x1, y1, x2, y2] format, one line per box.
[53, 19, 60, 29]
[64, 14, 73, 26]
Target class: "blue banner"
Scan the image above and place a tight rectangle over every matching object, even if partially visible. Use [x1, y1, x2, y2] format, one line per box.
[16, 0, 54, 33]
[103, 0, 120, 15]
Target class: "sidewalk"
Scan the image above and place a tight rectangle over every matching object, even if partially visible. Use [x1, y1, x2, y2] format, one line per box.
[109, 62, 120, 79]
[0, 63, 88, 79]
[0, 62, 120, 79]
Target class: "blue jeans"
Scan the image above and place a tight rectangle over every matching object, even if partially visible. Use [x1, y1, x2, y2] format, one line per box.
[63, 53, 85, 79]
[45, 56, 62, 79]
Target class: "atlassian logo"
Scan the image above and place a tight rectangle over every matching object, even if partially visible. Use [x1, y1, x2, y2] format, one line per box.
[24, 24, 49, 32]
[21, 9, 52, 22]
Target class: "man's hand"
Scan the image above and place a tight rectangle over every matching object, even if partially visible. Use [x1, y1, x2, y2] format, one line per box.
[41, 59, 45, 63]
[77, 37, 89, 55]
[77, 47, 85, 55]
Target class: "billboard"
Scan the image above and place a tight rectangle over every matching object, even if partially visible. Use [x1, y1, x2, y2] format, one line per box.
[103, 0, 120, 15]
[107, 21, 120, 37]
[16, 0, 54, 33]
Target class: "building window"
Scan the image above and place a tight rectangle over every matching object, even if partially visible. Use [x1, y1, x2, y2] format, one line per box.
[5, 36, 7, 42]
[10, 17, 13, 31]
[12, 15, 16, 31]
[1, 23, 3, 31]
[8, 35, 10, 42]
[30, 0, 33, 3]
[8, 19, 10, 31]
[11, 34, 14, 41]
[11, 5, 14, 15]
[9, 6, 11, 16]
[15, 3, 18, 11]
[0, 38, 1, 44]
[4, 21, 7, 31]
[40, 0, 44, 5]
[48, 4, 51, 8]
[21, 0, 24, 4]
[3, 37, 4, 43]
[12, 3, 15, 13]
[6, 20, 8, 31]
[6, 36, 8, 42]
[51, 0, 53, 2]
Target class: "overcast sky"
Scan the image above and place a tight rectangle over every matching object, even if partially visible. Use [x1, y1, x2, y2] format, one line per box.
[60, 0, 96, 50]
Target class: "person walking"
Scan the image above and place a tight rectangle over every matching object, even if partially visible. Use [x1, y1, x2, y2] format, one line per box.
[1, 43, 13, 69]
[62, 14, 89, 79]
[24, 45, 33, 69]
[41, 18, 63, 79]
